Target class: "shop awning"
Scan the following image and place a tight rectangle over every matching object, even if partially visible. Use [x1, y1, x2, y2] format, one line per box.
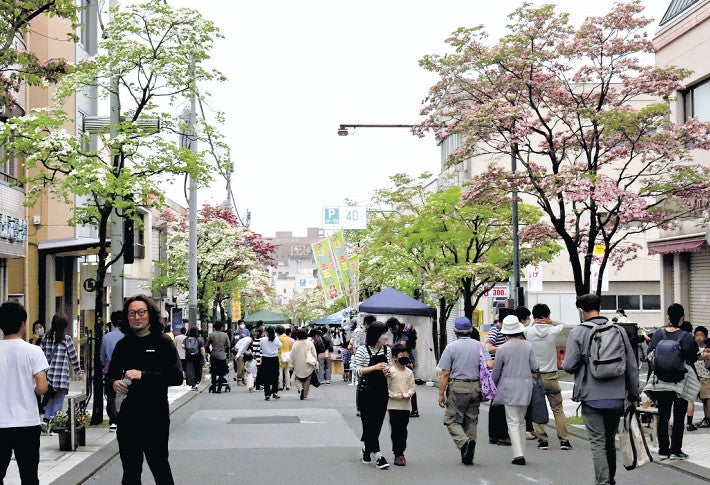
[647, 236, 706, 255]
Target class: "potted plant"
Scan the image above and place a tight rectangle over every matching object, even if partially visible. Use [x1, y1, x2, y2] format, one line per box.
[49, 411, 71, 451]
[75, 410, 90, 446]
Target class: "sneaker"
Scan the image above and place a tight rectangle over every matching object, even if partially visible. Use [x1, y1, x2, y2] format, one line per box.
[375, 455, 389, 469]
[109, 423, 117, 432]
[410, 411, 420, 418]
[264, 396, 270, 401]
[670, 452, 689, 460]
[686, 423, 697, 432]
[560, 439, 572, 450]
[361, 446, 371, 464]
[697, 418, 710, 428]
[497, 438, 512, 446]
[461, 439, 476, 465]
[526, 431, 536, 440]
[537, 441, 549, 450]
[658, 453, 671, 461]
[272, 394, 281, 399]
[512, 456, 526, 465]
[394, 455, 406, 466]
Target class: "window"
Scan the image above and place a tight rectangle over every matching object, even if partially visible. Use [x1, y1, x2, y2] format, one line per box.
[684, 78, 710, 122]
[600, 294, 660, 311]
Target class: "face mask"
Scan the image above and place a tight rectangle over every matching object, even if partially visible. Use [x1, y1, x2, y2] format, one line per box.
[36, 328, 44, 336]
[398, 357, 410, 367]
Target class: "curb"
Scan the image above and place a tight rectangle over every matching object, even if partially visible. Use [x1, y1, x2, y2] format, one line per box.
[51, 383, 207, 485]
[553, 420, 710, 483]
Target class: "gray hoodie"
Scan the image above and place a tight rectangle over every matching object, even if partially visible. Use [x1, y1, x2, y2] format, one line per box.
[562, 316, 639, 403]
[524, 321, 564, 373]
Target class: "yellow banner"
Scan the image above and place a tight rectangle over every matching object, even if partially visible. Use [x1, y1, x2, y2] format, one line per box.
[312, 237, 343, 300]
[231, 291, 241, 321]
[330, 231, 354, 295]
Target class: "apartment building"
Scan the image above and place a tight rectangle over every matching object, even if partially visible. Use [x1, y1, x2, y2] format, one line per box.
[651, 0, 710, 323]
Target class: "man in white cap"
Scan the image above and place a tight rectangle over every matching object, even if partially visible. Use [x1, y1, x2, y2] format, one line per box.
[437, 316, 492, 465]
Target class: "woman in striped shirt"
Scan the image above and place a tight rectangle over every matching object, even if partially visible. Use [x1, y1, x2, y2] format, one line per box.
[352, 321, 393, 470]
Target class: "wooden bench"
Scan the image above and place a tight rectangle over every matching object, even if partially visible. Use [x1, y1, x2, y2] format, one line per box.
[66, 392, 87, 451]
[637, 406, 659, 442]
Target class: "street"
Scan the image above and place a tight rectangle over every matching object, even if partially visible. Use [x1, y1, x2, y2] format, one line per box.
[79, 378, 709, 485]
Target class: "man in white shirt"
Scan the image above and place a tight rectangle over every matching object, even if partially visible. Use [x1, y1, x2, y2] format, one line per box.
[0, 300, 49, 485]
[233, 334, 253, 385]
[523, 303, 571, 451]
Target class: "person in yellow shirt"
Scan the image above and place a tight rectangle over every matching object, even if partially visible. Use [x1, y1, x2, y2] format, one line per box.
[277, 326, 293, 391]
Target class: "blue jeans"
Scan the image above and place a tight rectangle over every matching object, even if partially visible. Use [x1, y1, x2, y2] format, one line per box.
[581, 403, 622, 485]
[44, 388, 67, 421]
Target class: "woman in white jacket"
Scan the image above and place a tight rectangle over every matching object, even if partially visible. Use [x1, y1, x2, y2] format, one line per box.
[290, 328, 317, 400]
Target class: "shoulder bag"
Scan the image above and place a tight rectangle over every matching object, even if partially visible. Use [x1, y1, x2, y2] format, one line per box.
[479, 346, 497, 402]
[621, 404, 653, 470]
[529, 372, 549, 424]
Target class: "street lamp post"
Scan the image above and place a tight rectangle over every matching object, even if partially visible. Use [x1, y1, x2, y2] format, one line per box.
[510, 145, 522, 308]
[337, 123, 414, 136]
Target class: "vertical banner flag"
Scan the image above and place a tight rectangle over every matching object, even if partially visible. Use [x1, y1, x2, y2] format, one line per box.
[330, 230, 354, 295]
[231, 291, 241, 321]
[590, 244, 610, 292]
[312, 237, 343, 300]
[525, 264, 543, 293]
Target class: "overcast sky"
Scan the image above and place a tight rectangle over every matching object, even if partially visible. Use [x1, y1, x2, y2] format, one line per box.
[162, 0, 669, 237]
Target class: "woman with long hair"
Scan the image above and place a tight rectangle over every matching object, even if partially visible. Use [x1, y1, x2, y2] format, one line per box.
[290, 328, 317, 400]
[259, 326, 282, 400]
[40, 314, 83, 424]
[183, 327, 206, 390]
[352, 321, 393, 469]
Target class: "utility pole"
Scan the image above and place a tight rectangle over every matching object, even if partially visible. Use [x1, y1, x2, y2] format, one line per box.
[109, 0, 123, 314]
[184, 60, 199, 329]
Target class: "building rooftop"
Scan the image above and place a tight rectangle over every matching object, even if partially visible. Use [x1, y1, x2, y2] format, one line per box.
[659, 0, 703, 26]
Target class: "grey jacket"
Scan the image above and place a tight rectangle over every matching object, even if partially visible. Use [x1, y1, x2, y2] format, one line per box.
[562, 316, 639, 402]
[491, 339, 537, 406]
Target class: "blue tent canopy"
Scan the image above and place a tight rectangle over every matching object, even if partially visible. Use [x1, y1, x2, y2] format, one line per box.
[312, 307, 353, 326]
[358, 288, 436, 318]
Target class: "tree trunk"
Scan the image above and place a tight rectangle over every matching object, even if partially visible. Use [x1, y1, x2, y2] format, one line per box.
[90, 211, 111, 426]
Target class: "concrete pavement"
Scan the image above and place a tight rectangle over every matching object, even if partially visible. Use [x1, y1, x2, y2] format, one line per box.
[3, 373, 709, 484]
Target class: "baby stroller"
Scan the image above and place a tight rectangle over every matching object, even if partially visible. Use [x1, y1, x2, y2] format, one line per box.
[208, 358, 231, 393]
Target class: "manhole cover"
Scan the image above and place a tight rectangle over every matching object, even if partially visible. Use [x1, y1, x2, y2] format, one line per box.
[228, 416, 300, 424]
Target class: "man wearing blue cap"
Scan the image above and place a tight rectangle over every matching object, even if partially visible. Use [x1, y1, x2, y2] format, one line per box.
[437, 316, 492, 465]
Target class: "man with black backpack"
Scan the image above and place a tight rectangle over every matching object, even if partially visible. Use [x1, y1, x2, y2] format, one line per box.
[563, 294, 638, 485]
[645, 303, 698, 461]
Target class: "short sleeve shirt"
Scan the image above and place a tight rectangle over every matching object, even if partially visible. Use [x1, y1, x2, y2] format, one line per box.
[437, 337, 490, 380]
[0, 339, 49, 427]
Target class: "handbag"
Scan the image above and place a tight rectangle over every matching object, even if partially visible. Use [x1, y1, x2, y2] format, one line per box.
[479, 347, 497, 402]
[280, 351, 292, 364]
[529, 373, 549, 424]
[622, 404, 653, 470]
[310, 371, 321, 388]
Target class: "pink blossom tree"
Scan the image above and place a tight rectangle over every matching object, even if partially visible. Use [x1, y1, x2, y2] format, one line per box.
[417, 1, 710, 295]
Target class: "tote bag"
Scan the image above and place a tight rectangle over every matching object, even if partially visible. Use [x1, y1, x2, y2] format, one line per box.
[622, 404, 653, 470]
[529, 374, 549, 424]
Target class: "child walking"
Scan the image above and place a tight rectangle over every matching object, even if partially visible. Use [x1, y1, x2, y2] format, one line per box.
[387, 344, 415, 466]
[244, 353, 257, 392]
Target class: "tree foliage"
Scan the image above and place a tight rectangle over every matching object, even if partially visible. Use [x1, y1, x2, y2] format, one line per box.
[153, 204, 276, 324]
[0, 0, 77, 110]
[279, 287, 342, 326]
[418, 1, 710, 296]
[0, 0, 229, 424]
[358, 172, 559, 355]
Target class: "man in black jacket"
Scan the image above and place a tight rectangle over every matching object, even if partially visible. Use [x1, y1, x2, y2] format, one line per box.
[108, 295, 183, 485]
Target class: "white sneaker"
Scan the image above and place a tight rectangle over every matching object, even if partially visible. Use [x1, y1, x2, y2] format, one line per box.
[526, 432, 536, 440]
[109, 423, 117, 432]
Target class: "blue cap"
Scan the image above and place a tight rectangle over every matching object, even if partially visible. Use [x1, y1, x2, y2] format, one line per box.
[454, 316, 472, 330]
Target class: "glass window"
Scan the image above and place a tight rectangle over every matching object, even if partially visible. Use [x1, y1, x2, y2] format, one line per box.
[600, 295, 617, 311]
[642, 295, 661, 310]
[684, 78, 710, 122]
[617, 295, 640, 310]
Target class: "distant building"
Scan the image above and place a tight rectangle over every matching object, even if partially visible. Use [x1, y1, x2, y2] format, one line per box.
[267, 228, 322, 303]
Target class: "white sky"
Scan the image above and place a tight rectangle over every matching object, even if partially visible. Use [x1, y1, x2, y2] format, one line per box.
[162, 0, 670, 237]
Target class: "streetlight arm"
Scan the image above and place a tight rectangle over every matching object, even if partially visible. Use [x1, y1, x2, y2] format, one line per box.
[337, 123, 415, 136]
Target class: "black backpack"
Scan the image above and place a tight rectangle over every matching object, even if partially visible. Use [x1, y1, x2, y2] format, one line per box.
[650, 330, 686, 383]
[185, 336, 200, 357]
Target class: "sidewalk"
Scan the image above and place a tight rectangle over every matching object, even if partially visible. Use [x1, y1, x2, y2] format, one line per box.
[3, 381, 203, 485]
[556, 380, 710, 481]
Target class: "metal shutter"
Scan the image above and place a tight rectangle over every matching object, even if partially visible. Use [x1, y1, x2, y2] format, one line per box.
[689, 250, 710, 324]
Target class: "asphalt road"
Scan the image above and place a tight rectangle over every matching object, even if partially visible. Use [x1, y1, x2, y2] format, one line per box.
[81, 378, 708, 485]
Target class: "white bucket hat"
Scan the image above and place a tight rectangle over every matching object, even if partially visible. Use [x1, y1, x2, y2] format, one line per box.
[500, 315, 525, 335]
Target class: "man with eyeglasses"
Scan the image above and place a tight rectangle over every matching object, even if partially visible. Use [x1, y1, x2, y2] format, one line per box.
[108, 294, 183, 485]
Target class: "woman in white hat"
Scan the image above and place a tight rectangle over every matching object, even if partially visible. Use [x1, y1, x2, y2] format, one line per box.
[491, 315, 538, 465]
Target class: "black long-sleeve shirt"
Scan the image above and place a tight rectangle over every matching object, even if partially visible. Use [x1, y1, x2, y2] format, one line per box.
[107, 330, 183, 421]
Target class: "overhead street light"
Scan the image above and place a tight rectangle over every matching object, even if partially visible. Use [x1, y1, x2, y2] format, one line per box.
[337, 123, 415, 136]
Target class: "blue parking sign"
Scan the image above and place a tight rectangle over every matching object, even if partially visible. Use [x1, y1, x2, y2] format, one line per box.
[324, 207, 340, 225]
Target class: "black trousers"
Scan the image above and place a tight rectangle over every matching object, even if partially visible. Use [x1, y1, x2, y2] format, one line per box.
[359, 391, 388, 454]
[488, 404, 510, 441]
[656, 391, 688, 455]
[105, 376, 118, 425]
[185, 356, 202, 387]
[0, 425, 40, 485]
[261, 356, 280, 397]
[210, 358, 228, 388]
[118, 417, 173, 485]
[388, 410, 410, 456]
